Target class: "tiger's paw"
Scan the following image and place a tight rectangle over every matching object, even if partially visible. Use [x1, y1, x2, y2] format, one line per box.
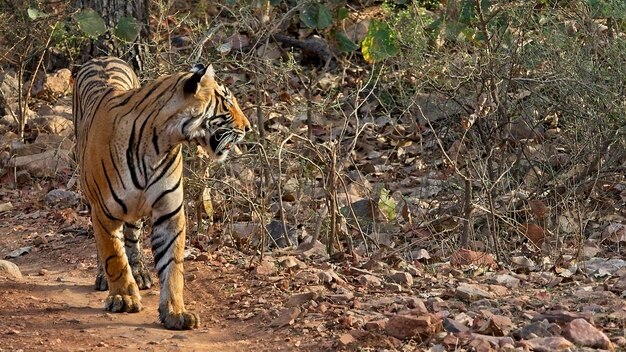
[95, 267, 152, 291]
[159, 309, 200, 330]
[104, 294, 142, 313]
[131, 265, 153, 290]
[95, 271, 108, 291]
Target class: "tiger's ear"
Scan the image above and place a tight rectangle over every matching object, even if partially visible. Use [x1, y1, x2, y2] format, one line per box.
[199, 64, 215, 87]
[183, 64, 215, 94]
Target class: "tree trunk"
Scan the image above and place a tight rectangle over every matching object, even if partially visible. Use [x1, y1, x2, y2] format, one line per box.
[76, 0, 150, 71]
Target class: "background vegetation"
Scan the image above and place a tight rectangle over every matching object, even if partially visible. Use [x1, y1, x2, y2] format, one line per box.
[1, 0, 625, 267]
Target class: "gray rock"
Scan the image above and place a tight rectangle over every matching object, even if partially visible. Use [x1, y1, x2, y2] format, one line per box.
[443, 317, 469, 333]
[455, 283, 494, 302]
[45, 189, 81, 207]
[286, 291, 318, 307]
[387, 271, 414, 286]
[513, 319, 560, 339]
[268, 307, 301, 328]
[358, 274, 382, 287]
[493, 274, 521, 288]
[265, 220, 301, 248]
[5, 246, 31, 259]
[0, 259, 22, 278]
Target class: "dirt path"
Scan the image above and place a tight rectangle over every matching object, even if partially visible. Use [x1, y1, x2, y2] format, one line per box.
[0, 190, 308, 352]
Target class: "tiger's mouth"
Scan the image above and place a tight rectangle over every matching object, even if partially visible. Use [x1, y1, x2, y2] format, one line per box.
[202, 129, 245, 160]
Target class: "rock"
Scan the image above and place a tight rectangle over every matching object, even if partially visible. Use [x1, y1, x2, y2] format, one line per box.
[364, 318, 388, 331]
[317, 270, 334, 283]
[344, 198, 384, 224]
[468, 334, 515, 348]
[512, 319, 560, 339]
[0, 70, 20, 117]
[493, 274, 520, 288]
[30, 115, 74, 136]
[487, 284, 509, 296]
[411, 248, 431, 261]
[296, 237, 328, 260]
[32, 68, 72, 100]
[455, 283, 494, 302]
[476, 314, 515, 336]
[8, 149, 71, 178]
[0, 260, 22, 278]
[278, 256, 306, 270]
[327, 292, 354, 304]
[294, 270, 320, 284]
[404, 297, 428, 313]
[387, 271, 413, 286]
[44, 189, 81, 208]
[581, 257, 626, 275]
[252, 258, 277, 276]
[5, 246, 31, 259]
[286, 291, 318, 307]
[443, 317, 469, 333]
[385, 313, 442, 341]
[265, 220, 301, 248]
[268, 307, 301, 328]
[358, 274, 382, 287]
[384, 282, 402, 292]
[562, 318, 613, 350]
[0, 201, 12, 213]
[338, 333, 357, 348]
[531, 310, 593, 324]
[521, 337, 574, 351]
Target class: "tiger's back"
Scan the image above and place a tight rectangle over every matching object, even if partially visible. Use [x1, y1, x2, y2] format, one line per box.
[72, 57, 139, 168]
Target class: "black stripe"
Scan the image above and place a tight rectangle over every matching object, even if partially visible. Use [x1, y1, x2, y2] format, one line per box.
[153, 230, 182, 267]
[151, 177, 182, 208]
[152, 127, 160, 155]
[157, 257, 175, 277]
[90, 177, 122, 222]
[153, 202, 183, 228]
[146, 152, 181, 189]
[110, 146, 126, 190]
[126, 122, 143, 189]
[135, 112, 154, 181]
[110, 94, 134, 110]
[111, 263, 128, 283]
[104, 254, 117, 277]
[102, 160, 128, 214]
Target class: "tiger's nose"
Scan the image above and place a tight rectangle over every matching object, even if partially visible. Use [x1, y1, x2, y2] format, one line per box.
[242, 116, 251, 133]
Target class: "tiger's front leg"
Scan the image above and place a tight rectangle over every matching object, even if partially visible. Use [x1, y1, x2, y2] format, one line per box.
[95, 220, 153, 291]
[92, 210, 142, 313]
[151, 195, 199, 330]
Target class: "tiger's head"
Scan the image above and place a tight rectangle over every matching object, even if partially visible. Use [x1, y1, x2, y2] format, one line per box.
[180, 64, 251, 161]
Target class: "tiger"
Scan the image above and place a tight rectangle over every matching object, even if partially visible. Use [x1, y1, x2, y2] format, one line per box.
[72, 56, 251, 330]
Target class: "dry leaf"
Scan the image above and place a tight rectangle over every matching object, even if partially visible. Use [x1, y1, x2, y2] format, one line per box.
[450, 249, 497, 269]
[519, 223, 545, 247]
[528, 199, 549, 219]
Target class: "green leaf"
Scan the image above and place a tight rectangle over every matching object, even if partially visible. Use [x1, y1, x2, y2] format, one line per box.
[27, 8, 49, 20]
[76, 9, 106, 38]
[337, 7, 349, 20]
[336, 32, 358, 52]
[114, 16, 141, 42]
[361, 19, 399, 63]
[378, 188, 396, 221]
[300, 3, 333, 30]
[270, 0, 282, 5]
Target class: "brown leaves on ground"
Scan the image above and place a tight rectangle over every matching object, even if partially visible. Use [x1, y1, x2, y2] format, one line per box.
[450, 248, 497, 269]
